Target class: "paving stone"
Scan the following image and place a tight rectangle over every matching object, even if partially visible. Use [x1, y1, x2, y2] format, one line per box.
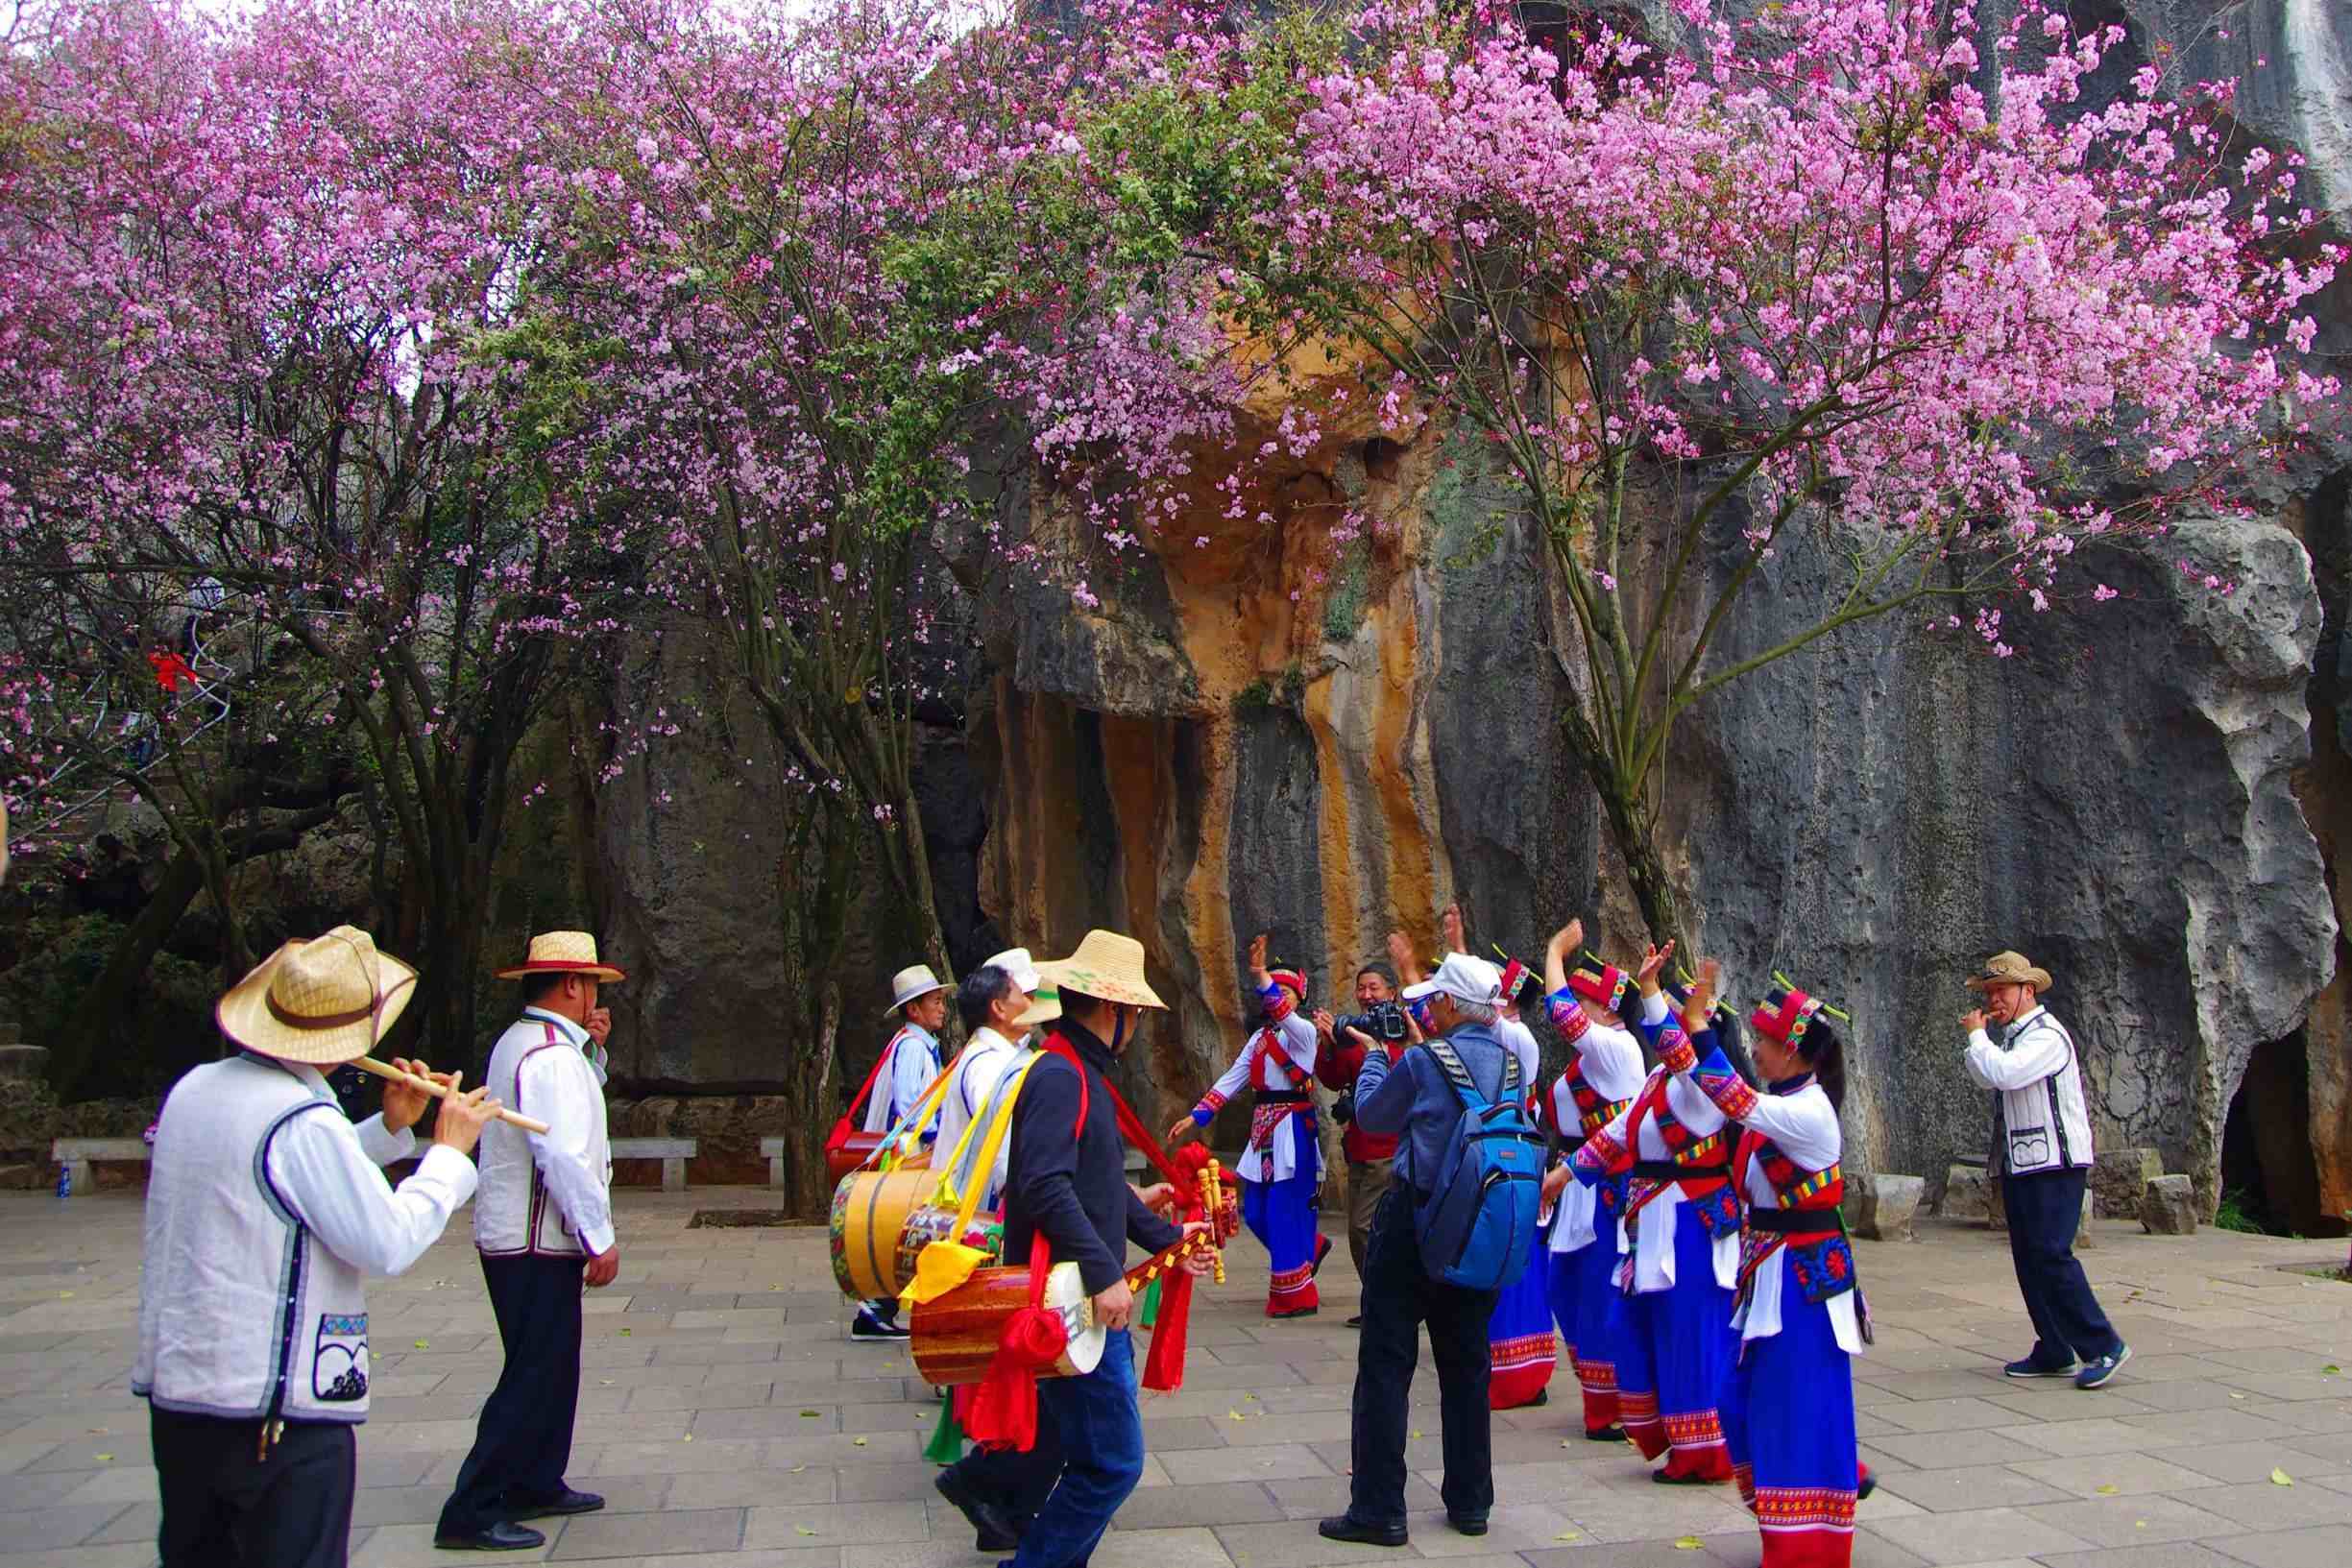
[1107, 1482, 1286, 1529]
[2014, 1492, 2241, 1547]
[1160, 1443, 1337, 1484]
[1873, 1462, 2075, 1512]
[551, 1507, 746, 1559]
[2003, 1450, 2231, 1498]
[1873, 1397, 2028, 1434]
[742, 1500, 931, 1549]
[1863, 1505, 2098, 1564]
[2037, 1542, 2244, 1568]
[2209, 1525, 2352, 1568]
[2165, 1479, 2352, 1530]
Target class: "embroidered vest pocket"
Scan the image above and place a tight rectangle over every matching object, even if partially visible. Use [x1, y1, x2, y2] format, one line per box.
[1788, 1237, 1857, 1305]
[313, 1313, 369, 1402]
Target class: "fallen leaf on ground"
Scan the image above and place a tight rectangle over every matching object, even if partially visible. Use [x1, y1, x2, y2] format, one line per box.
[800, 1410, 820, 1418]
[1673, 1537, 1704, 1550]
[2095, 1484, 2120, 1495]
[682, 1434, 692, 1442]
[1554, 1531, 1581, 1542]
[853, 1436, 868, 1447]
[2323, 1364, 2340, 1375]
[789, 1465, 807, 1474]
[796, 1527, 818, 1537]
[413, 1339, 430, 1349]
[94, 1453, 112, 1462]
[60, 1291, 74, 1299]
[2270, 1467, 2293, 1486]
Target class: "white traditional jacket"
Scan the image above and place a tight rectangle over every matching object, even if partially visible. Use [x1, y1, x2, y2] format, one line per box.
[934, 1025, 1025, 1211]
[133, 1053, 476, 1424]
[1963, 1005, 2094, 1177]
[475, 1007, 615, 1258]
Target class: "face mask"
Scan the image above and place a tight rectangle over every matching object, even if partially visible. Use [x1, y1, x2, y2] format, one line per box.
[1110, 1007, 1129, 1053]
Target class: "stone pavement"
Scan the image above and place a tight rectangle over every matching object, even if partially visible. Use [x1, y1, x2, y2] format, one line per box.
[3, 1187, 2347, 1568]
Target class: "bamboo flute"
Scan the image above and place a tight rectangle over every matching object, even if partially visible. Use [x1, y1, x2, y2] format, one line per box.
[352, 1055, 550, 1136]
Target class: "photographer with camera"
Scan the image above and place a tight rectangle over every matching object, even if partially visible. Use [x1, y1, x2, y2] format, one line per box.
[1314, 937, 1415, 1326]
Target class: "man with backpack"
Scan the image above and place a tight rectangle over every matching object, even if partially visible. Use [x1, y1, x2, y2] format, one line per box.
[1321, 953, 1545, 1549]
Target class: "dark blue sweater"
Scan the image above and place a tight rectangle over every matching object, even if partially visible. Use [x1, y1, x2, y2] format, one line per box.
[1004, 1019, 1183, 1293]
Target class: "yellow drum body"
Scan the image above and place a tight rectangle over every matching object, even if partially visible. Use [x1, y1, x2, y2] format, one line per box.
[828, 1168, 934, 1300]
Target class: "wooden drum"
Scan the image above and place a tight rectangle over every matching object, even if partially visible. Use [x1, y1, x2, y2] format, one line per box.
[829, 1168, 936, 1301]
[909, 1261, 1104, 1387]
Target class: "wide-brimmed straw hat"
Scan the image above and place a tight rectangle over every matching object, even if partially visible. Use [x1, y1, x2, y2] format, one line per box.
[1034, 929, 1167, 1010]
[216, 926, 419, 1066]
[496, 930, 625, 984]
[1967, 951, 2053, 993]
[885, 963, 951, 1015]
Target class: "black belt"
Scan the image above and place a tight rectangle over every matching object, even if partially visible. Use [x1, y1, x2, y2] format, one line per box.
[1630, 1159, 1723, 1181]
[1746, 1208, 1845, 1235]
[1257, 1090, 1311, 1106]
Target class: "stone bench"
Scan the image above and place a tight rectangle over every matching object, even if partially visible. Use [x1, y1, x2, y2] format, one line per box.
[53, 1138, 150, 1194]
[610, 1137, 696, 1194]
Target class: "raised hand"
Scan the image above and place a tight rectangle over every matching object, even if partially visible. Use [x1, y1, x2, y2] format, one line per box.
[1547, 919, 1584, 957]
[1248, 932, 1269, 973]
[1637, 940, 1675, 995]
[1681, 957, 1720, 1030]
[1442, 902, 1466, 954]
[380, 1056, 451, 1135]
[1386, 929, 1422, 987]
[1960, 1007, 1987, 1034]
[1312, 1007, 1338, 1044]
[1166, 1115, 1197, 1146]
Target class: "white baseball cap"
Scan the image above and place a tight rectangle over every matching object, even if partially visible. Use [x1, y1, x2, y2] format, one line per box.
[982, 947, 1042, 993]
[1401, 953, 1503, 1008]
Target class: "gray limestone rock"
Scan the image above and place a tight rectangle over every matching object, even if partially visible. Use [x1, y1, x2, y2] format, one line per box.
[2141, 1173, 2201, 1236]
[1942, 1164, 1990, 1222]
[0, 1046, 47, 1083]
[1844, 1172, 1926, 1242]
[2093, 1148, 2165, 1219]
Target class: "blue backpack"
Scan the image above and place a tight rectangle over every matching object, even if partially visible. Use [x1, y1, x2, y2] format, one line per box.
[1413, 1035, 1545, 1290]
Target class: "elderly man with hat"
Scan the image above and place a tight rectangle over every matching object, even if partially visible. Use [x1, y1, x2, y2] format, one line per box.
[1962, 951, 2127, 1390]
[844, 961, 953, 1341]
[435, 931, 625, 1552]
[135, 926, 500, 1568]
[1321, 952, 1519, 1549]
[931, 950, 1060, 1554]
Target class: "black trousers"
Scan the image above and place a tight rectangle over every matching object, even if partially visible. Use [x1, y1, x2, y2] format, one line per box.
[949, 1432, 1062, 1531]
[1347, 1186, 1498, 1526]
[438, 1253, 586, 1536]
[2003, 1166, 2122, 1363]
[151, 1406, 355, 1568]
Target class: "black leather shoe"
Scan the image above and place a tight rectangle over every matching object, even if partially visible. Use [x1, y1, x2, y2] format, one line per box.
[433, 1522, 547, 1551]
[508, 1487, 604, 1521]
[1320, 1515, 1408, 1547]
[1447, 1514, 1490, 1536]
[936, 1468, 1020, 1554]
[1345, 1314, 1365, 1328]
[1585, 1425, 1626, 1442]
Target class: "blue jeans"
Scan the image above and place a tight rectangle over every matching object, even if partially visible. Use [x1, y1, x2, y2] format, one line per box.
[1007, 1328, 1142, 1568]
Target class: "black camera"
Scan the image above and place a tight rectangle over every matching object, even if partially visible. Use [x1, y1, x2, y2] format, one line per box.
[1335, 999, 1409, 1044]
[1331, 1090, 1356, 1125]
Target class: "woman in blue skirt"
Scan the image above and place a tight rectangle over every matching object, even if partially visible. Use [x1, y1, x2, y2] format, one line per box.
[1664, 965, 1871, 1568]
[1570, 958, 1741, 1483]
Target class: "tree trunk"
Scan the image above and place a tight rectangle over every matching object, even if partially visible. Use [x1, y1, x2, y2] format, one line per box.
[57, 847, 209, 1098]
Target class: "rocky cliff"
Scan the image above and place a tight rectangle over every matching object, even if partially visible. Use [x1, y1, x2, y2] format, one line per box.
[915, 0, 2350, 1213]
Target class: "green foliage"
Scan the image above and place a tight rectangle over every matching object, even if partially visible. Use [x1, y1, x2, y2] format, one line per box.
[1321, 540, 1371, 642]
[0, 912, 214, 1100]
[2214, 1188, 2266, 1235]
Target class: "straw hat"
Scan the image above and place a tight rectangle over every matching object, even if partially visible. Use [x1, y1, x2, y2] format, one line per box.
[1966, 951, 2053, 994]
[495, 930, 625, 983]
[1033, 929, 1167, 1010]
[216, 927, 419, 1066]
[885, 963, 951, 1015]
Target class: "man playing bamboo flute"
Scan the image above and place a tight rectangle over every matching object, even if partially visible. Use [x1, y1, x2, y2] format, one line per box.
[135, 926, 499, 1568]
[1168, 932, 1329, 1317]
[436, 931, 623, 1552]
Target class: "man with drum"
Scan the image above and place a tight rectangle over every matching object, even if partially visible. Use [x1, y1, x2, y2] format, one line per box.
[998, 930, 1213, 1568]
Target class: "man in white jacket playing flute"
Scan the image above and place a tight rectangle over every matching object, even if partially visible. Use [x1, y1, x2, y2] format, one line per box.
[135, 926, 499, 1568]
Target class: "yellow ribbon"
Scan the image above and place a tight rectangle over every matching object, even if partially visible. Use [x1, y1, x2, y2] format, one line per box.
[901, 1051, 1042, 1305]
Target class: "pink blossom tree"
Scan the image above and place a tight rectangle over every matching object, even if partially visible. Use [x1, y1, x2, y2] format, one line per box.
[0, 0, 655, 1066]
[1075, 0, 2340, 948]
